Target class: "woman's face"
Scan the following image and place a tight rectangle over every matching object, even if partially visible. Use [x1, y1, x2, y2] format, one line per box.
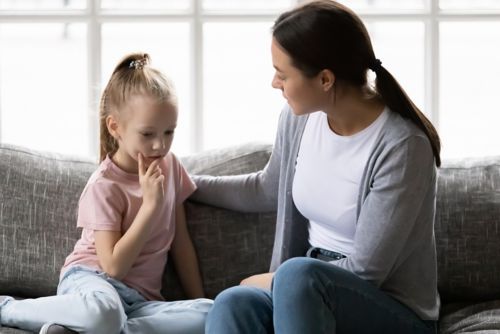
[271, 38, 327, 115]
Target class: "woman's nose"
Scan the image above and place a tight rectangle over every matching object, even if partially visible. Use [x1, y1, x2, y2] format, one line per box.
[271, 74, 281, 89]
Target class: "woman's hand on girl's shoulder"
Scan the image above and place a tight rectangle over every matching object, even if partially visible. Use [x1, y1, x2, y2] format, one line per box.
[240, 272, 275, 291]
[138, 153, 165, 209]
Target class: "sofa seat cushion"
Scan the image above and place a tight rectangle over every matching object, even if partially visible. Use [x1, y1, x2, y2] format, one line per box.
[0, 327, 31, 333]
[440, 300, 500, 333]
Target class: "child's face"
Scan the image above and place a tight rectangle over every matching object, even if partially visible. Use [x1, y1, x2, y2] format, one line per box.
[110, 94, 178, 173]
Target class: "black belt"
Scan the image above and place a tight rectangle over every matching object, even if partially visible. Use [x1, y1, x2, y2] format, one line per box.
[307, 247, 347, 261]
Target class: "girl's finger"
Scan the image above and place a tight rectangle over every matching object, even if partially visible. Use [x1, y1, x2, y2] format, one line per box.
[138, 153, 145, 176]
[148, 159, 161, 174]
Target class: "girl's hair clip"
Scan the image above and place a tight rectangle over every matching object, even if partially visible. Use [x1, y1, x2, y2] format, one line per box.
[129, 58, 147, 70]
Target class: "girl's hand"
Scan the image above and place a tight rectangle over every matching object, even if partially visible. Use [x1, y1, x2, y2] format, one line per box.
[138, 153, 165, 207]
[240, 272, 275, 290]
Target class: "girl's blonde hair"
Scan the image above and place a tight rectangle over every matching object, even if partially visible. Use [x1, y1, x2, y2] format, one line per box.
[99, 52, 177, 162]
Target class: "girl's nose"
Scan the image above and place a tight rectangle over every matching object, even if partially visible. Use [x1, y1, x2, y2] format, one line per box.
[153, 139, 166, 150]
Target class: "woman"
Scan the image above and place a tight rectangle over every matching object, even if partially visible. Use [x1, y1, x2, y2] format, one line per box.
[191, 1, 440, 333]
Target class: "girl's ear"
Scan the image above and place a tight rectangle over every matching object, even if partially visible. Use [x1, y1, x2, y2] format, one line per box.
[106, 115, 121, 140]
[319, 69, 335, 92]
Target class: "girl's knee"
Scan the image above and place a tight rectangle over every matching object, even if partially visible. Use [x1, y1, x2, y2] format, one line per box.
[78, 291, 125, 334]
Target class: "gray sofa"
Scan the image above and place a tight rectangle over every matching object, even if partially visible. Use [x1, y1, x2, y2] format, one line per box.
[1, 143, 500, 333]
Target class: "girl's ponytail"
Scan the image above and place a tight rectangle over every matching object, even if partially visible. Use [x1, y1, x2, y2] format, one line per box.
[99, 87, 117, 162]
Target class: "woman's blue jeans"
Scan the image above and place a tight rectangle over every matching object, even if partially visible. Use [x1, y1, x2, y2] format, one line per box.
[206, 257, 437, 334]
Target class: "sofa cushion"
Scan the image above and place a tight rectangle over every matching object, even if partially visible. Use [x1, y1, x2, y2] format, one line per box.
[0, 328, 31, 333]
[180, 142, 272, 176]
[0, 144, 95, 298]
[440, 300, 500, 333]
[164, 142, 276, 300]
[435, 156, 500, 303]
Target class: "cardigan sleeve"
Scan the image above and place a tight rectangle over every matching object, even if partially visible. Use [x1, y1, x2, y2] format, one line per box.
[332, 134, 436, 287]
[188, 108, 287, 213]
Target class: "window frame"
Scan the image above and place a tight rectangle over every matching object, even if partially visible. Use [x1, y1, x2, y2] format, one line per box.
[0, 0, 499, 158]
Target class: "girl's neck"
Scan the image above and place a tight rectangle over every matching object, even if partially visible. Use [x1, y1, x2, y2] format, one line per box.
[111, 149, 138, 174]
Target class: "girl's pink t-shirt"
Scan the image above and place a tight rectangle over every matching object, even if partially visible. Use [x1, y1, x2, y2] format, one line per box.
[61, 152, 196, 301]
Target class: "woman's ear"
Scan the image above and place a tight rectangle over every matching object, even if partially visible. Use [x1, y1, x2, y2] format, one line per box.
[319, 69, 335, 92]
[106, 115, 121, 140]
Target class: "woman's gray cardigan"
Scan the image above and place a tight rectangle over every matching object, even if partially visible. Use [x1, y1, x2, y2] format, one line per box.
[191, 105, 439, 320]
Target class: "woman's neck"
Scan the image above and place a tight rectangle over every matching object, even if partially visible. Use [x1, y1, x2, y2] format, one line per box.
[323, 86, 385, 136]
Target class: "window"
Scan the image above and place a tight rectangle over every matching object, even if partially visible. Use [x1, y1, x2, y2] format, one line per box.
[343, 0, 500, 159]
[0, 0, 498, 160]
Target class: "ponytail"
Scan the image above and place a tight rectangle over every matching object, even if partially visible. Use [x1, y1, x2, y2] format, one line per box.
[99, 87, 118, 162]
[373, 64, 441, 167]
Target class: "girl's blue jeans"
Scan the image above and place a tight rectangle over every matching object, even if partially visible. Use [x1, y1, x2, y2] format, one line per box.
[0, 265, 212, 334]
[206, 257, 437, 334]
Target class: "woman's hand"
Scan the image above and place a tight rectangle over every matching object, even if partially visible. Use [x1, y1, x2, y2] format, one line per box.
[240, 272, 275, 290]
[138, 153, 164, 207]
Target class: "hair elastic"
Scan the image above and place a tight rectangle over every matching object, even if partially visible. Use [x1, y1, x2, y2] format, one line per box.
[369, 58, 382, 73]
[129, 58, 147, 70]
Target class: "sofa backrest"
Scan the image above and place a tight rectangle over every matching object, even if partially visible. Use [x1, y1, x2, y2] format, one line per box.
[435, 156, 500, 303]
[2, 142, 500, 304]
[0, 144, 95, 297]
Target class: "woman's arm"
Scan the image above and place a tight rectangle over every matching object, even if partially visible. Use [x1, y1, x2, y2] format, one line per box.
[170, 203, 205, 299]
[189, 108, 289, 213]
[333, 135, 436, 286]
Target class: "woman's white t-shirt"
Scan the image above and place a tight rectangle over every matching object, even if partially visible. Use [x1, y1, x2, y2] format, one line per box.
[293, 109, 389, 256]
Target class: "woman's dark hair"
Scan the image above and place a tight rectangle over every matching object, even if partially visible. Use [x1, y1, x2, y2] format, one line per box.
[272, 0, 441, 167]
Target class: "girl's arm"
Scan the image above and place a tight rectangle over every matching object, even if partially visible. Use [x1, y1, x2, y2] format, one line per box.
[170, 203, 205, 299]
[95, 155, 164, 280]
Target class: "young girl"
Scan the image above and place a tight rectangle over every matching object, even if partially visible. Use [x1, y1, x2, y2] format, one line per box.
[0, 53, 212, 334]
[192, 1, 440, 333]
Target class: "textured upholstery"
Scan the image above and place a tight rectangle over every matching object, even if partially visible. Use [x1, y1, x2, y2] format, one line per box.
[440, 300, 500, 333]
[435, 156, 500, 333]
[163, 143, 276, 300]
[435, 156, 500, 303]
[0, 147, 95, 298]
[2, 143, 500, 333]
